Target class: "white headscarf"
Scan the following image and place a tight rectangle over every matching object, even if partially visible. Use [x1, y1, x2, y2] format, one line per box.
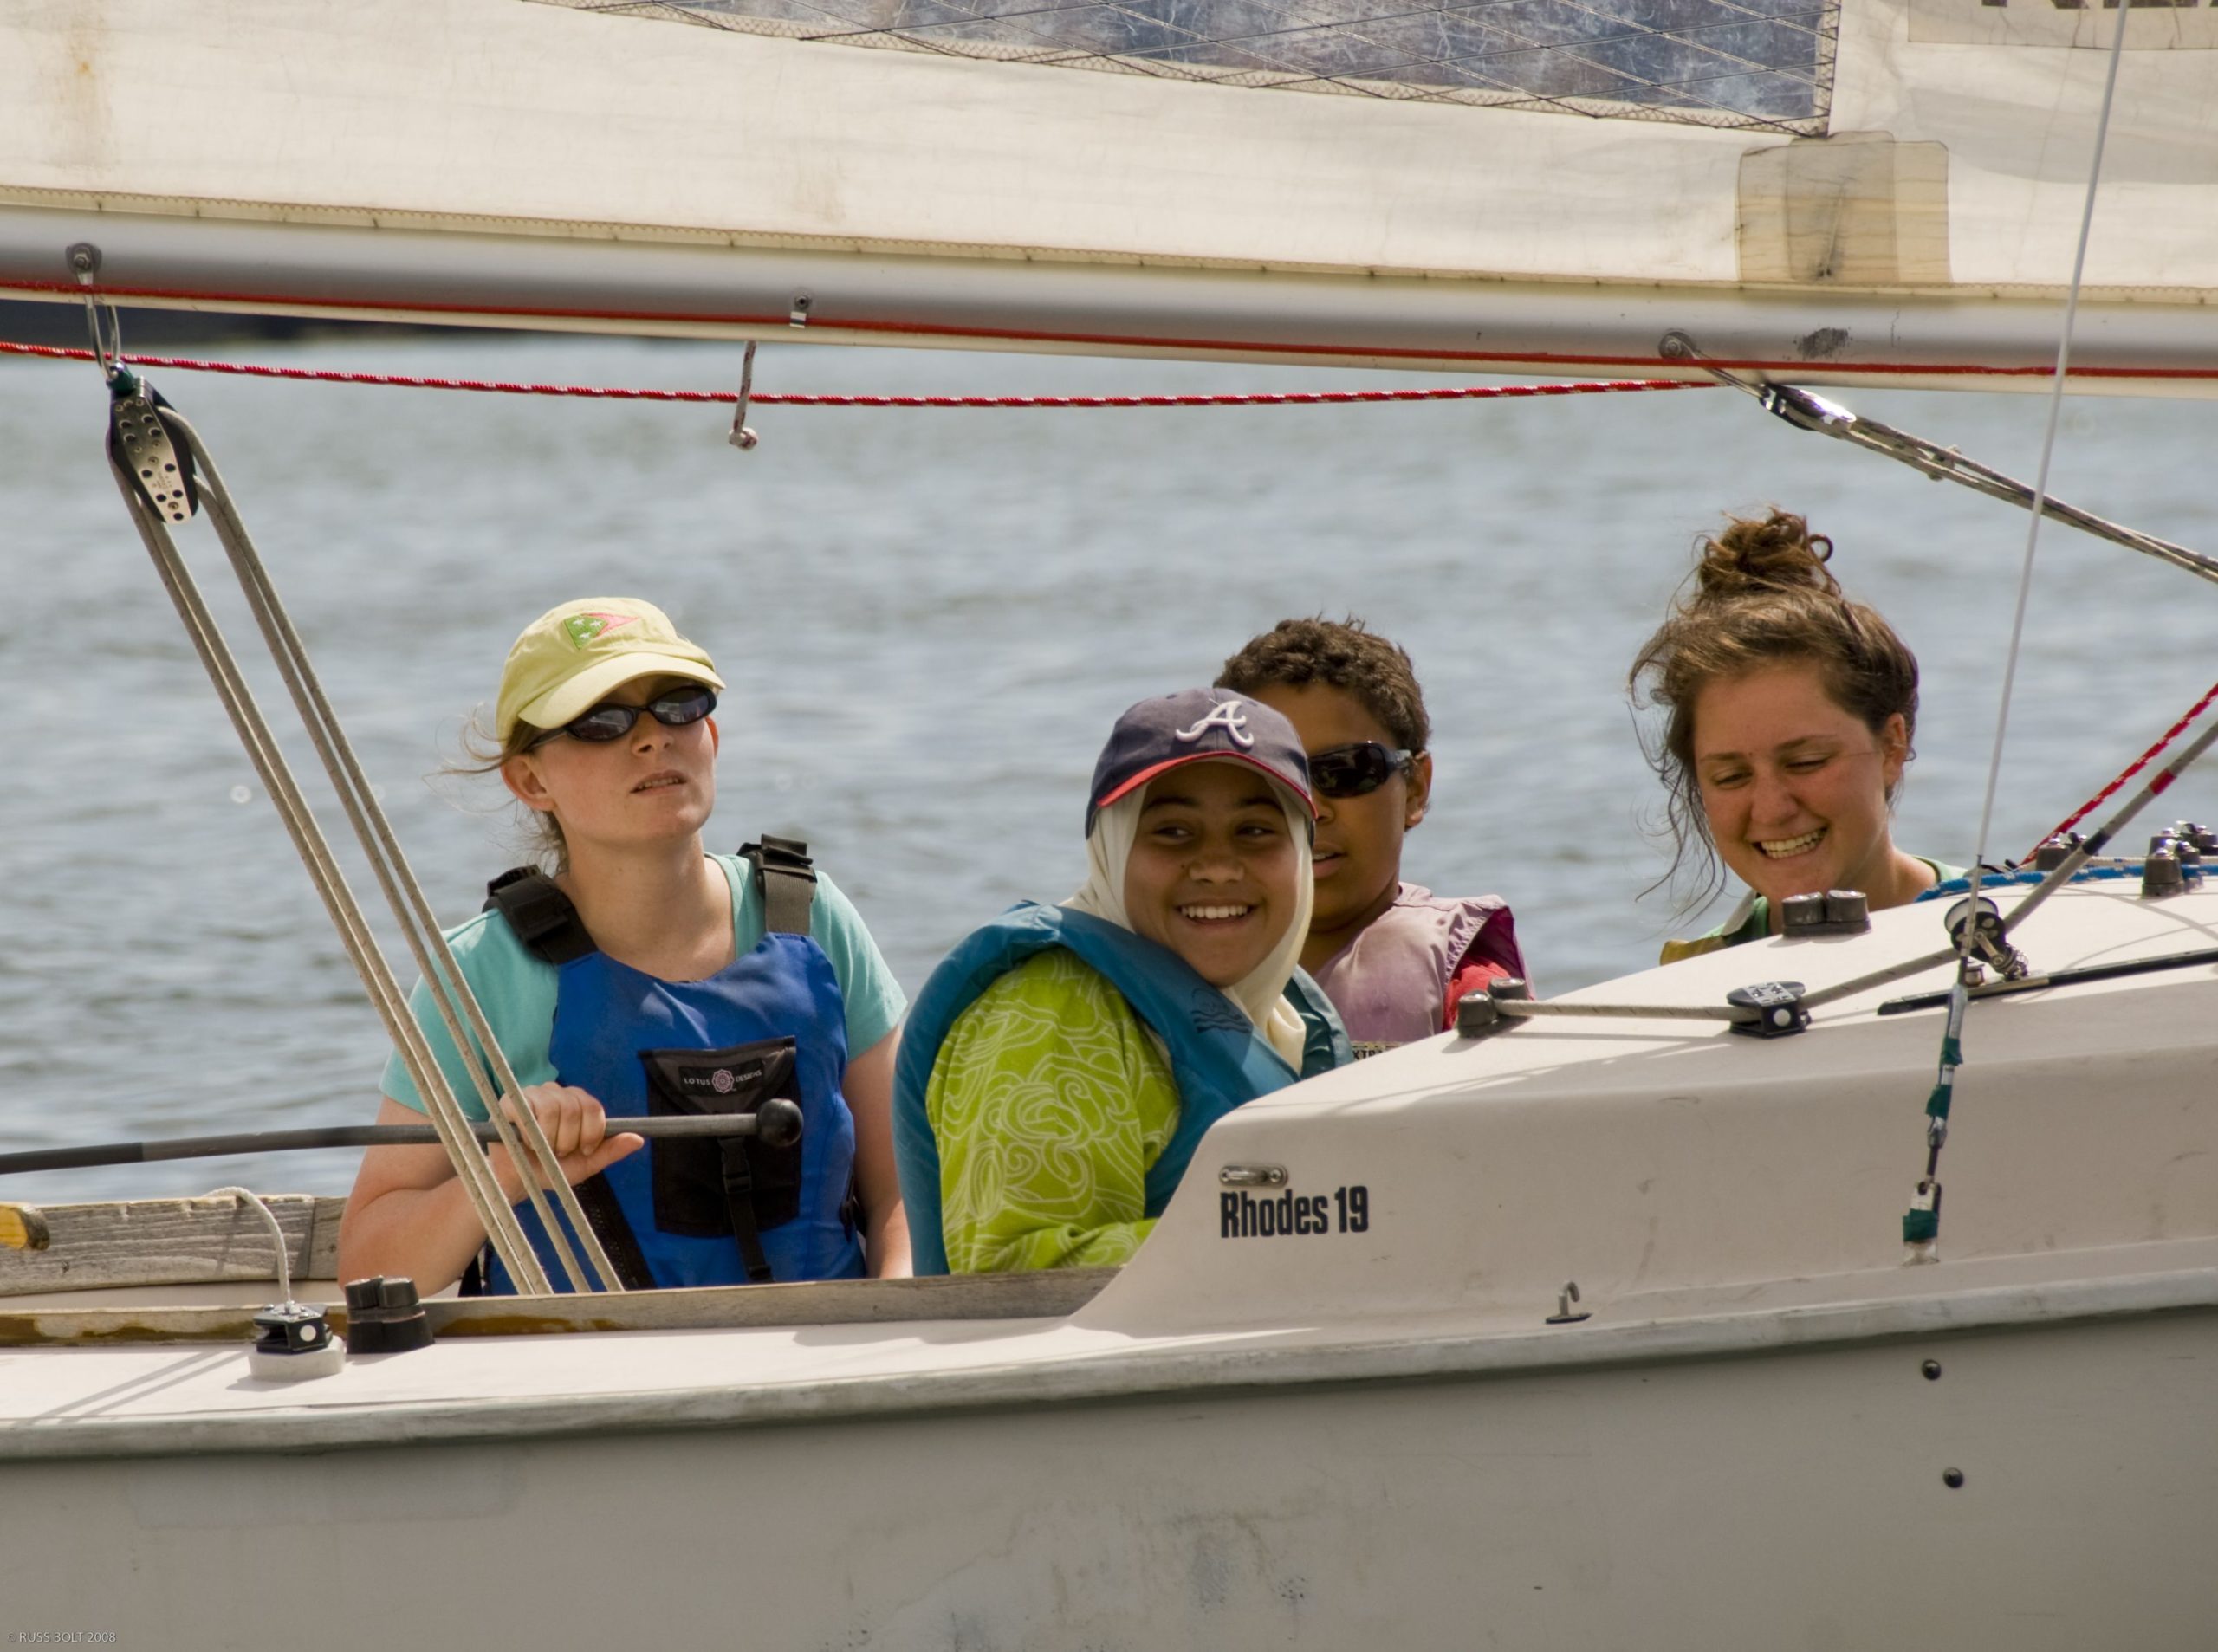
[1063, 763, 1315, 1069]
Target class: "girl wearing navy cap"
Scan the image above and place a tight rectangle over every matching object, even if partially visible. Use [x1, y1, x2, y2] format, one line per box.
[892, 689, 1351, 1275]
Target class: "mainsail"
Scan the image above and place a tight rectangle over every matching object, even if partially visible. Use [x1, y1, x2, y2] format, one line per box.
[1, 0, 2215, 389]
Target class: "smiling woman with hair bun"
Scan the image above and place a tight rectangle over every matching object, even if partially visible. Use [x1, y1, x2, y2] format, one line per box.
[1628, 509, 1962, 962]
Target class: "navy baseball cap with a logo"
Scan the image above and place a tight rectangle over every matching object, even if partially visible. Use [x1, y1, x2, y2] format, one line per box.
[1086, 687, 1315, 832]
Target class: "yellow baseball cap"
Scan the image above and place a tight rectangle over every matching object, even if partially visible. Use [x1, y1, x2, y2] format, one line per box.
[496, 598, 726, 742]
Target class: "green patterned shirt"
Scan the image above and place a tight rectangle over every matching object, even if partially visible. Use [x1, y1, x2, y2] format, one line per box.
[925, 947, 1181, 1273]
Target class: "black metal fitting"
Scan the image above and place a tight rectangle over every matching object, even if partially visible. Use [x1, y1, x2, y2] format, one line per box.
[1943, 895, 2029, 979]
[1781, 889, 1871, 937]
[1727, 981, 1809, 1038]
[252, 1301, 335, 1358]
[2142, 847, 2187, 899]
[106, 373, 198, 523]
[1454, 993, 1501, 1037]
[1780, 891, 1827, 935]
[343, 1275, 434, 1355]
[2033, 833, 2082, 871]
[1456, 976, 1529, 1040]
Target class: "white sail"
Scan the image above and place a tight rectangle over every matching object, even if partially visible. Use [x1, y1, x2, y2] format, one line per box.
[2, 0, 2216, 389]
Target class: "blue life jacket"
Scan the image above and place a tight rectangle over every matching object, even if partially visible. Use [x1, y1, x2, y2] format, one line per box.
[479, 839, 862, 1293]
[893, 902, 1350, 1275]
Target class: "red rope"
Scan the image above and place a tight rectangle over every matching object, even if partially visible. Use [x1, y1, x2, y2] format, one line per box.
[2033, 676, 2218, 855]
[0, 337, 1704, 409]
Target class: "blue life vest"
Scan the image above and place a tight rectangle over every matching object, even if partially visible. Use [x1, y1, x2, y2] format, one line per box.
[892, 902, 1349, 1275]
[481, 843, 862, 1293]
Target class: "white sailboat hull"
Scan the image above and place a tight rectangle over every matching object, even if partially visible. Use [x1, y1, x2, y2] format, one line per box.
[6, 1296, 2213, 1647]
[8, 882, 2218, 1642]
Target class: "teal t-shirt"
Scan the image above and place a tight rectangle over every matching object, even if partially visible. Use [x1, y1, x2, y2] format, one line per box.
[380, 854, 905, 1117]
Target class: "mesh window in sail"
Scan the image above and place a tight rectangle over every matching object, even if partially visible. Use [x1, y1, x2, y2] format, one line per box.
[550, 0, 1837, 129]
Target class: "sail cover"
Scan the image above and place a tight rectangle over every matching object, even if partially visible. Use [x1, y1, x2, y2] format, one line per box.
[1, 0, 2215, 389]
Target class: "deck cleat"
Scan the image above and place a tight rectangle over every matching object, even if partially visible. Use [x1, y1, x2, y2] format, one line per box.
[2033, 832, 2083, 871]
[1780, 892, 1828, 935]
[2142, 846, 2187, 899]
[343, 1276, 434, 1356]
[1453, 992, 1501, 1037]
[1456, 976, 1533, 1040]
[1781, 890, 1871, 937]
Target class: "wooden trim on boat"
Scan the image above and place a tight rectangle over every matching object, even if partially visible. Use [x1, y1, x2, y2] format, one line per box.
[0, 1195, 343, 1297]
[0, 1203, 50, 1253]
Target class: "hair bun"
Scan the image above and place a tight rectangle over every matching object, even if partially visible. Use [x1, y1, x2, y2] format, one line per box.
[1694, 509, 1839, 603]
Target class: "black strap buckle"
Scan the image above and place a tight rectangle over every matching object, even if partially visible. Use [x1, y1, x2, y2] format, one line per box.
[1727, 981, 1809, 1038]
[484, 866, 597, 965]
[718, 1140, 776, 1283]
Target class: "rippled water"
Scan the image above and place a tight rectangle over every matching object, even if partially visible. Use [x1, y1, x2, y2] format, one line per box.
[6, 332, 2217, 1200]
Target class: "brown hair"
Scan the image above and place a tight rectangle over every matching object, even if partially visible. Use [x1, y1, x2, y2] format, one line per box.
[1216, 616, 1430, 755]
[1628, 509, 1920, 904]
[451, 711, 568, 872]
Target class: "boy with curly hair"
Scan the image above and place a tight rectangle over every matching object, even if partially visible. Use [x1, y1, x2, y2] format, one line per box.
[1217, 618, 1524, 1052]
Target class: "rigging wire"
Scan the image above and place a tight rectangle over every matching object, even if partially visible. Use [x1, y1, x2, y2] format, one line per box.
[1651, 347, 2218, 586]
[2032, 674, 2218, 855]
[168, 412, 625, 1294]
[76, 291, 618, 1293]
[101, 434, 556, 1292]
[1967, 3, 2137, 890]
[1907, 1, 2139, 1263]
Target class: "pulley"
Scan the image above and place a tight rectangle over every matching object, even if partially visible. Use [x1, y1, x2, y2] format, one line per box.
[106, 369, 198, 524]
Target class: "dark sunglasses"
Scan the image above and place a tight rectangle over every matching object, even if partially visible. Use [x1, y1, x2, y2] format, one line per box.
[1308, 742, 1416, 799]
[530, 686, 717, 748]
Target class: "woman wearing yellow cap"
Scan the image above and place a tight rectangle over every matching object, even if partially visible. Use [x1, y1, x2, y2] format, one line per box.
[337, 599, 910, 1292]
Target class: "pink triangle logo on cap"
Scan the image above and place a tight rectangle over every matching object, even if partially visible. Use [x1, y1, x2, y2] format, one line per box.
[561, 611, 639, 650]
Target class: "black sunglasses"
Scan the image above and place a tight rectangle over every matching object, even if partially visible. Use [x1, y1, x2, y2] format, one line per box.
[1308, 742, 1416, 799]
[531, 686, 717, 748]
